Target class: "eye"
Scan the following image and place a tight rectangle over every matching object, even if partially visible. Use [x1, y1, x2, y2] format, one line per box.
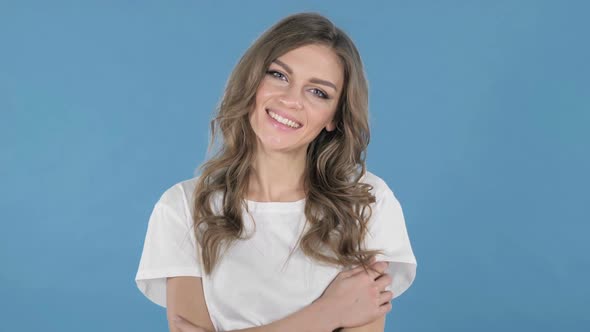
[266, 70, 287, 81]
[310, 88, 329, 99]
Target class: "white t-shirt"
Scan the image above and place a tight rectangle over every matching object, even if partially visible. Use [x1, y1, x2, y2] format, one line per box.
[135, 171, 417, 331]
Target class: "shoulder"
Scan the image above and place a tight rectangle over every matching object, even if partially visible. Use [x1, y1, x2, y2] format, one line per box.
[359, 170, 396, 199]
[157, 175, 224, 217]
[158, 176, 199, 203]
[359, 170, 403, 214]
[156, 176, 201, 216]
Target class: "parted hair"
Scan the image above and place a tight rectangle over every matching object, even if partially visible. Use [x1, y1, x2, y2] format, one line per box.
[192, 12, 384, 275]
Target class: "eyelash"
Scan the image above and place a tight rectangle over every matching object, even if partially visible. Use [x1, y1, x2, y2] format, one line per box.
[265, 70, 330, 99]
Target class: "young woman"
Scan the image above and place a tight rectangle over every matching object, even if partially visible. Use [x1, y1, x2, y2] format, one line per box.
[135, 12, 417, 332]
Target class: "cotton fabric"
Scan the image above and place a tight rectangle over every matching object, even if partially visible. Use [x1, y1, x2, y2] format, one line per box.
[135, 171, 417, 331]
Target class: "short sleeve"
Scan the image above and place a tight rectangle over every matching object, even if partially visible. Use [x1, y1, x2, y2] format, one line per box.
[135, 184, 202, 307]
[364, 185, 417, 299]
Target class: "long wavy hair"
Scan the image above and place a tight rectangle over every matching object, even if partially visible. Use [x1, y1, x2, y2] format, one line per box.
[192, 12, 384, 275]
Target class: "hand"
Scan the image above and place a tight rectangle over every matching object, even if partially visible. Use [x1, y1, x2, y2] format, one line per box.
[173, 315, 214, 332]
[318, 258, 394, 329]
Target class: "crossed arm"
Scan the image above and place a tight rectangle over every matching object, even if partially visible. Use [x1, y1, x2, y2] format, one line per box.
[166, 277, 386, 332]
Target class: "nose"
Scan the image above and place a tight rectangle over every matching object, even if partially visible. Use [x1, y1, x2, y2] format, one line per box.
[279, 87, 303, 110]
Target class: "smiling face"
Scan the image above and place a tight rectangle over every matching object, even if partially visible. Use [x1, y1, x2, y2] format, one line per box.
[249, 44, 344, 155]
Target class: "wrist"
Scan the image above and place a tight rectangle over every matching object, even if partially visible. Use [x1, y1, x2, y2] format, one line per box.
[310, 298, 340, 332]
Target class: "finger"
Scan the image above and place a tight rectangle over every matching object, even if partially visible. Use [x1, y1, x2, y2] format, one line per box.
[353, 257, 377, 270]
[346, 265, 375, 279]
[375, 260, 390, 273]
[340, 265, 365, 278]
[354, 261, 389, 279]
[342, 257, 375, 275]
[344, 257, 383, 278]
[372, 261, 390, 277]
[379, 301, 393, 315]
[375, 272, 393, 290]
[378, 290, 394, 304]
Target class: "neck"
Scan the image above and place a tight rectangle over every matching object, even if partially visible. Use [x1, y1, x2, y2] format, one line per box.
[248, 146, 307, 202]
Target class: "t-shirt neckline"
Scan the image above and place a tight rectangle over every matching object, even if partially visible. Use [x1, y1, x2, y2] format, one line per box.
[244, 198, 306, 212]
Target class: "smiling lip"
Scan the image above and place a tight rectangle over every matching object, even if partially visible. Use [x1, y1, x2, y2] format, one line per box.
[265, 108, 303, 127]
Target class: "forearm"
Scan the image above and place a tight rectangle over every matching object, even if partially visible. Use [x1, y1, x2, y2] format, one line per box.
[227, 299, 339, 332]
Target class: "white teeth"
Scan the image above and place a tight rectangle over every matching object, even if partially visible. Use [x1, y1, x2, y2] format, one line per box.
[268, 110, 301, 128]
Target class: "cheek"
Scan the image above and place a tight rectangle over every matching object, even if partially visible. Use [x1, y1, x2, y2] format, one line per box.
[311, 107, 337, 128]
[256, 79, 279, 100]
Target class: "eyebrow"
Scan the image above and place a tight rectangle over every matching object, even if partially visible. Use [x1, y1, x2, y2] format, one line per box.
[272, 59, 338, 91]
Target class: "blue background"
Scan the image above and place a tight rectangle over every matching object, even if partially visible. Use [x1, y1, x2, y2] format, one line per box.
[1, 1, 588, 331]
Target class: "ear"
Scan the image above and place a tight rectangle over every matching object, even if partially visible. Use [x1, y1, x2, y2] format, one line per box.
[325, 119, 336, 132]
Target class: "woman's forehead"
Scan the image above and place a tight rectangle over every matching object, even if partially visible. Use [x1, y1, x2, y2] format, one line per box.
[273, 44, 344, 90]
